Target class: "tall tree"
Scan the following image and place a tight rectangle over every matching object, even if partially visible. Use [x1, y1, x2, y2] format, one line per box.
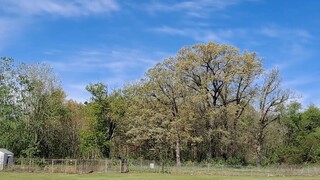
[17, 63, 66, 158]
[175, 43, 262, 159]
[126, 42, 263, 164]
[82, 83, 126, 158]
[254, 69, 290, 166]
[81, 83, 111, 158]
[0, 57, 19, 120]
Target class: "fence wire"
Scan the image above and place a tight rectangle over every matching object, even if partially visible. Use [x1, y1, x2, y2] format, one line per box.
[2, 158, 320, 177]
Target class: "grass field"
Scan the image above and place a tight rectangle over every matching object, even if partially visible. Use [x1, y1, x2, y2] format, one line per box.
[0, 172, 319, 180]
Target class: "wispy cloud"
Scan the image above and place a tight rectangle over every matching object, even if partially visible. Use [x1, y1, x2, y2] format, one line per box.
[48, 48, 161, 73]
[151, 24, 315, 76]
[0, 0, 120, 52]
[65, 74, 134, 102]
[44, 47, 169, 101]
[145, 0, 247, 18]
[0, 18, 28, 51]
[260, 26, 312, 41]
[283, 76, 320, 88]
[153, 24, 313, 46]
[0, 0, 119, 17]
[296, 89, 320, 108]
[153, 26, 188, 36]
[152, 26, 246, 43]
[258, 25, 314, 70]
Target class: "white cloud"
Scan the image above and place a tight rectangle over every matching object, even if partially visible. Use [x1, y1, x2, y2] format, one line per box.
[0, 0, 119, 17]
[48, 48, 160, 73]
[259, 25, 313, 70]
[283, 76, 320, 88]
[296, 90, 320, 108]
[145, 0, 246, 17]
[64, 83, 90, 103]
[0, 0, 119, 51]
[43, 47, 169, 102]
[0, 18, 28, 51]
[260, 26, 312, 41]
[153, 26, 188, 36]
[152, 26, 245, 43]
[153, 24, 313, 46]
[65, 73, 129, 102]
[269, 43, 314, 71]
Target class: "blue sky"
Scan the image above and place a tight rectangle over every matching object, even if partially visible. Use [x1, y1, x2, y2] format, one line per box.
[0, 0, 319, 106]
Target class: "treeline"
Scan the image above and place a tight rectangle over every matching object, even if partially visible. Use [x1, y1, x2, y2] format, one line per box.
[1, 42, 320, 166]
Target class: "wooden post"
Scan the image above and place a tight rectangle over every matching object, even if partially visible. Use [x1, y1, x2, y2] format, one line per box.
[64, 159, 67, 174]
[140, 157, 143, 169]
[105, 159, 108, 173]
[28, 158, 31, 172]
[75, 160, 77, 174]
[51, 159, 54, 173]
[21, 158, 24, 170]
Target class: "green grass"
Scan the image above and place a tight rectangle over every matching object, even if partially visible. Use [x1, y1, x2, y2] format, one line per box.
[0, 172, 319, 180]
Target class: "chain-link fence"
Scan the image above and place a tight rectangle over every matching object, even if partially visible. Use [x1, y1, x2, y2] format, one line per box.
[4, 158, 121, 174]
[126, 159, 320, 176]
[2, 158, 320, 176]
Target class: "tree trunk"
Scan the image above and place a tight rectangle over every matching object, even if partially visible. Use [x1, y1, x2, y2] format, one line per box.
[256, 142, 262, 167]
[175, 138, 181, 166]
[207, 127, 213, 159]
[207, 139, 213, 159]
[256, 130, 263, 167]
[230, 120, 238, 156]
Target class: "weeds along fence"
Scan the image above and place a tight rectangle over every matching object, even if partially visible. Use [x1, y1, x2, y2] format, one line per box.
[3, 158, 320, 176]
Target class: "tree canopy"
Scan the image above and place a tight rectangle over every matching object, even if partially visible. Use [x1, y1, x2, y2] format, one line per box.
[0, 42, 318, 166]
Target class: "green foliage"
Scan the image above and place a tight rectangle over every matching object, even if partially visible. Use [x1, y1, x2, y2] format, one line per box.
[80, 83, 126, 158]
[0, 58, 79, 158]
[276, 103, 320, 164]
[1, 42, 320, 166]
[125, 42, 265, 165]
